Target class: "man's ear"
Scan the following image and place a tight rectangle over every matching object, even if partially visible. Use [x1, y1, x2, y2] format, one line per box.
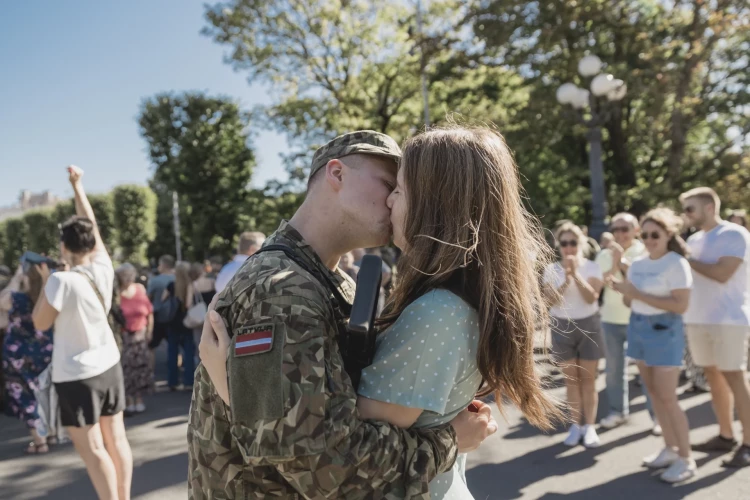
[325, 159, 345, 193]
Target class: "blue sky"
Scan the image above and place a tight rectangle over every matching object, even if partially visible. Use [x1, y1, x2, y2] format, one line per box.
[0, 0, 288, 207]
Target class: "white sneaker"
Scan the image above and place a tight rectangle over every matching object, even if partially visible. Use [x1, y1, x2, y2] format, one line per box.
[643, 447, 679, 469]
[563, 424, 582, 447]
[600, 413, 628, 429]
[582, 425, 601, 448]
[652, 423, 663, 436]
[660, 457, 697, 483]
[134, 403, 146, 413]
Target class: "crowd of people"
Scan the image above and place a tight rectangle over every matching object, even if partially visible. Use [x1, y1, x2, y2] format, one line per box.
[544, 187, 750, 483]
[0, 128, 748, 499]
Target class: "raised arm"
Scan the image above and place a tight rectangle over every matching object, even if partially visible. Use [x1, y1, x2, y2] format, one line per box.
[67, 165, 105, 253]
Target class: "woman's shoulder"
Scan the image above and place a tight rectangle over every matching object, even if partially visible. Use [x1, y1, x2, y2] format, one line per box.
[405, 289, 473, 314]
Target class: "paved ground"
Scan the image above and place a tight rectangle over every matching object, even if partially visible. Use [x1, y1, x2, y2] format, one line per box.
[1, 346, 748, 499]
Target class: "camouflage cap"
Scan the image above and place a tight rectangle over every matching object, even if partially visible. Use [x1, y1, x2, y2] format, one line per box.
[309, 130, 401, 180]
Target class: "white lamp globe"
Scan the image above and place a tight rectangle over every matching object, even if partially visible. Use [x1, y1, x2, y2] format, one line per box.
[571, 88, 590, 109]
[556, 83, 580, 105]
[578, 55, 602, 77]
[591, 74, 616, 96]
[607, 80, 627, 101]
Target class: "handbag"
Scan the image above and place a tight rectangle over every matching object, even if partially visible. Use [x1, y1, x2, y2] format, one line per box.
[183, 285, 207, 329]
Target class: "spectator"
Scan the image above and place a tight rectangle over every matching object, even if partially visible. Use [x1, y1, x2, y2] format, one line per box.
[728, 209, 748, 230]
[189, 262, 215, 350]
[611, 208, 695, 483]
[338, 252, 359, 280]
[681, 187, 750, 468]
[162, 262, 196, 390]
[599, 231, 614, 250]
[215, 232, 266, 294]
[206, 256, 223, 279]
[543, 222, 605, 448]
[596, 213, 656, 433]
[116, 263, 154, 415]
[147, 255, 175, 353]
[0, 265, 54, 454]
[32, 166, 132, 500]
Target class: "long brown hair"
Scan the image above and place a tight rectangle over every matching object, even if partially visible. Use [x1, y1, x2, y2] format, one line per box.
[640, 208, 689, 257]
[380, 126, 565, 430]
[25, 266, 44, 308]
[174, 261, 191, 309]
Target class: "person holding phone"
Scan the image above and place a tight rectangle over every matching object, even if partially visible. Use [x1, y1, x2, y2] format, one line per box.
[610, 207, 695, 483]
[31, 166, 132, 500]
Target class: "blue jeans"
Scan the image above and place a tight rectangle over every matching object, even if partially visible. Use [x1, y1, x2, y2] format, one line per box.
[167, 326, 195, 388]
[603, 322, 654, 418]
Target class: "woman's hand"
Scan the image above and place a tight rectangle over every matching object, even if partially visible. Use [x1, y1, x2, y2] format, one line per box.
[450, 400, 498, 453]
[35, 263, 51, 283]
[563, 256, 578, 276]
[67, 164, 83, 184]
[611, 278, 637, 299]
[199, 309, 231, 404]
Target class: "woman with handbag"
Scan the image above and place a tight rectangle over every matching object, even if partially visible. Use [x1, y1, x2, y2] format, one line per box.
[161, 261, 197, 390]
[116, 263, 154, 415]
[32, 166, 132, 500]
[1, 264, 54, 454]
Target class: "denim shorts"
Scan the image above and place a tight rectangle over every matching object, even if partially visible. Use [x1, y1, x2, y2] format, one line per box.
[627, 312, 684, 367]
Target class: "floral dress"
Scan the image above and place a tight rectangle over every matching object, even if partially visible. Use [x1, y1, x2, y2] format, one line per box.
[2, 292, 53, 430]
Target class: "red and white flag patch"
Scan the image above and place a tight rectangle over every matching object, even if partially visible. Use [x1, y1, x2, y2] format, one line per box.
[234, 324, 274, 357]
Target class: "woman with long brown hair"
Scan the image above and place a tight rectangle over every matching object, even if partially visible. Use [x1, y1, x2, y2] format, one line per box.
[0, 264, 54, 454]
[610, 208, 695, 483]
[162, 261, 196, 390]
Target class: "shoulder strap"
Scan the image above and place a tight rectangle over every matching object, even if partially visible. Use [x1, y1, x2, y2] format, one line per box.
[254, 244, 352, 316]
[72, 269, 108, 318]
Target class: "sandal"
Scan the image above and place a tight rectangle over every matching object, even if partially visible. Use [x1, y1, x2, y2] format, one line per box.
[722, 445, 750, 468]
[25, 442, 49, 454]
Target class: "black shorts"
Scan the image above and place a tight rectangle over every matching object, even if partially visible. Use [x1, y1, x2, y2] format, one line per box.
[55, 362, 126, 427]
[149, 321, 169, 349]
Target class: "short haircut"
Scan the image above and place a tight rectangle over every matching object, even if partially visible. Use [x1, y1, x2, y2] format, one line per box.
[679, 187, 721, 214]
[115, 263, 138, 285]
[59, 216, 97, 255]
[158, 254, 176, 270]
[611, 212, 640, 229]
[238, 231, 266, 254]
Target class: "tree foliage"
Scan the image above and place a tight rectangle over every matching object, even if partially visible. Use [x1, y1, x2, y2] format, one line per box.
[113, 185, 157, 265]
[138, 92, 256, 260]
[3, 218, 28, 268]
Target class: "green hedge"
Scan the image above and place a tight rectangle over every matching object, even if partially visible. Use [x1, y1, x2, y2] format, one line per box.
[113, 185, 157, 265]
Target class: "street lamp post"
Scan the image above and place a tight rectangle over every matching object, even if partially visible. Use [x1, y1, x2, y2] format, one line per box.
[556, 55, 627, 241]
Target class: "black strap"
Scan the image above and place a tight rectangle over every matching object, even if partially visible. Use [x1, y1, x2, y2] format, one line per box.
[253, 244, 352, 316]
[73, 269, 108, 318]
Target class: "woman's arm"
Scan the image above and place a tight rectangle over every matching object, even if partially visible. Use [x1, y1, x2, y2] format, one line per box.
[571, 274, 602, 304]
[631, 288, 690, 315]
[0, 266, 23, 312]
[146, 313, 154, 341]
[186, 283, 194, 309]
[356, 398, 423, 428]
[68, 166, 106, 253]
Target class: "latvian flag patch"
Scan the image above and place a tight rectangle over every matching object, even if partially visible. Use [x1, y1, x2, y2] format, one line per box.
[234, 324, 274, 357]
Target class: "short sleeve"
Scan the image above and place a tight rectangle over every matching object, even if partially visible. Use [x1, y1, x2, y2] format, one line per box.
[595, 250, 613, 274]
[668, 257, 693, 290]
[358, 292, 466, 415]
[717, 229, 748, 260]
[45, 274, 68, 312]
[584, 260, 603, 281]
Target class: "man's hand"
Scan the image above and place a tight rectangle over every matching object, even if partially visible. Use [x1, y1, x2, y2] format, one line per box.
[67, 165, 84, 184]
[450, 400, 498, 453]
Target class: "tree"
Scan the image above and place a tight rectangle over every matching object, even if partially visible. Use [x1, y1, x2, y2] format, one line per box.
[3, 218, 28, 268]
[113, 185, 157, 265]
[469, 0, 750, 221]
[138, 92, 256, 260]
[23, 210, 59, 258]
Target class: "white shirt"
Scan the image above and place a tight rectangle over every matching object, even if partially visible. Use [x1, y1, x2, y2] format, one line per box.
[627, 251, 692, 316]
[45, 249, 120, 383]
[544, 258, 603, 320]
[684, 221, 750, 326]
[215, 254, 249, 294]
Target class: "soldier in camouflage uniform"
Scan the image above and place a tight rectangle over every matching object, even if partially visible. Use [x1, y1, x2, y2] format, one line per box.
[188, 131, 493, 499]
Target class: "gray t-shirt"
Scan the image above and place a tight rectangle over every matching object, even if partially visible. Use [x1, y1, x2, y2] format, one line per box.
[147, 273, 175, 323]
[359, 289, 482, 500]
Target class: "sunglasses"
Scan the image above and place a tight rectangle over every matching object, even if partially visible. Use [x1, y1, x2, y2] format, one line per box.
[641, 232, 661, 240]
[559, 240, 578, 248]
[610, 226, 630, 233]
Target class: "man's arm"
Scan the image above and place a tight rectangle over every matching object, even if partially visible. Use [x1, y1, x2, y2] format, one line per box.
[220, 293, 458, 499]
[68, 166, 105, 253]
[689, 256, 743, 284]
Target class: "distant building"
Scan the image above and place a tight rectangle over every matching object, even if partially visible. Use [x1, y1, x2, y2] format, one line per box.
[0, 190, 62, 222]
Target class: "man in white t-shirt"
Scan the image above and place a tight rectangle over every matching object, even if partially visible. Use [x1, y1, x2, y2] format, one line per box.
[681, 187, 750, 467]
[31, 166, 133, 498]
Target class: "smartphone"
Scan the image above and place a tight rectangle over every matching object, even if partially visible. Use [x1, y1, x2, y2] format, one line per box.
[20, 251, 59, 274]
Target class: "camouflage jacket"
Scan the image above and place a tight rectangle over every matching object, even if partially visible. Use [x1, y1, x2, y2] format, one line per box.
[187, 221, 458, 499]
